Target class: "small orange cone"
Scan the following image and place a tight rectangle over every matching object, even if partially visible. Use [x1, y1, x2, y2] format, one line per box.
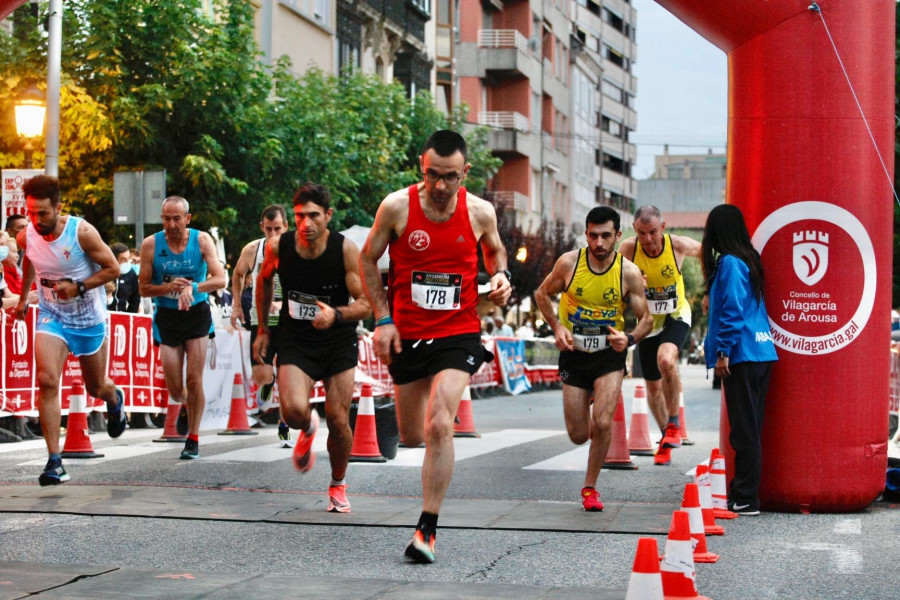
[627, 384, 655, 456]
[61, 380, 104, 459]
[625, 537, 664, 600]
[660, 510, 712, 600]
[694, 464, 725, 535]
[678, 384, 694, 445]
[603, 391, 638, 470]
[681, 483, 719, 563]
[154, 398, 187, 443]
[709, 448, 738, 519]
[349, 383, 386, 462]
[219, 373, 258, 435]
[453, 385, 481, 438]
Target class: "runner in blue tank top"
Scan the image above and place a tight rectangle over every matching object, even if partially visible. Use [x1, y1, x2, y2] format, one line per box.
[14, 175, 128, 487]
[139, 196, 226, 459]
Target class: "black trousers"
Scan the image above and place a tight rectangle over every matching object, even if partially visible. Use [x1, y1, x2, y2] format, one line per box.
[723, 361, 774, 508]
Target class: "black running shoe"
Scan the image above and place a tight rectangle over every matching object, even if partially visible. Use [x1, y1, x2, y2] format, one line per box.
[728, 501, 760, 516]
[176, 405, 189, 436]
[107, 386, 128, 438]
[404, 530, 435, 564]
[259, 381, 275, 405]
[38, 458, 70, 486]
[180, 439, 199, 460]
[277, 421, 291, 442]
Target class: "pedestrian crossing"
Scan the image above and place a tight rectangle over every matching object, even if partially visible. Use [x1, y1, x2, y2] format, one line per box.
[1, 426, 608, 471]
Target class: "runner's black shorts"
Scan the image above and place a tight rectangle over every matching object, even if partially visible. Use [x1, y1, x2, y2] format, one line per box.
[558, 347, 626, 391]
[388, 333, 493, 386]
[153, 303, 214, 347]
[276, 333, 358, 382]
[637, 315, 691, 381]
[250, 325, 279, 366]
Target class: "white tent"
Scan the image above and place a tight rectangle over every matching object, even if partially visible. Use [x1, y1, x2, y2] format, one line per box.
[340, 225, 390, 272]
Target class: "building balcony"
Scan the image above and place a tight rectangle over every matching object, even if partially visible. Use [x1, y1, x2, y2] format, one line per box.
[456, 30, 539, 79]
[491, 190, 530, 212]
[478, 111, 530, 132]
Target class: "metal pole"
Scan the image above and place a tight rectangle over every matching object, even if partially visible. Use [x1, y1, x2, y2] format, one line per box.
[44, 0, 62, 177]
[136, 171, 144, 244]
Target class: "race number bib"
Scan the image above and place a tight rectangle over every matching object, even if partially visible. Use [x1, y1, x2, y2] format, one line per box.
[646, 287, 678, 315]
[288, 291, 329, 320]
[572, 324, 609, 353]
[162, 274, 193, 299]
[39, 278, 76, 305]
[411, 271, 462, 310]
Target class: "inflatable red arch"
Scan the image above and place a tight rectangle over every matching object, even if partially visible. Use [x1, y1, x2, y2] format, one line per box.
[659, 0, 893, 511]
[0, 0, 893, 511]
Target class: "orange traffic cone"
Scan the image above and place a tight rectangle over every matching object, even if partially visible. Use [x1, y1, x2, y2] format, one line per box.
[603, 391, 638, 470]
[681, 483, 719, 563]
[694, 464, 725, 535]
[709, 448, 738, 519]
[61, 380, 104, 459]
[678, 384, 693, 445]
[453, 385, 480, 438]
[627, 384, 655, 456]
[219, 373, 258, 435]
[349, 383, 386, 462]
[154, 397, 187, 443]
[625, 537, 664, 600]
[660, 510, 712, 600]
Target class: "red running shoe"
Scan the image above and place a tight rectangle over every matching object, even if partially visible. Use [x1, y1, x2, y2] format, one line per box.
[661, 422, 682, 448]
[581, 486, 604, 511]
[292, 409, 319, 473]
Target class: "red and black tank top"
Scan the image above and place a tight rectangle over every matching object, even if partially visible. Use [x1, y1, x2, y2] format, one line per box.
[388, 185, 480, 339]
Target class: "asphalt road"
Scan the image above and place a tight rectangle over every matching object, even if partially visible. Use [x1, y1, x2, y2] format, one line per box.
[0, 363, 897, 599]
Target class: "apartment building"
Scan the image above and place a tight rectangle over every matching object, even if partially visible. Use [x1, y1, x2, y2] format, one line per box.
[455, 0, 636, 233]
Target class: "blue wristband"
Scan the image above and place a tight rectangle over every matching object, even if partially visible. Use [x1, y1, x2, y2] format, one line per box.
[375, 315, 394, 327]
[191, 282, 198, 295]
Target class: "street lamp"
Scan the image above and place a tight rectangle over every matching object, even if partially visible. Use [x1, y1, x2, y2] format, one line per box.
[14, 85, 46, 169]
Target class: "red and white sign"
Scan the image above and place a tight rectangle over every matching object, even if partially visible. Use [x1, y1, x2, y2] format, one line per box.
[1, 169, 42, 230]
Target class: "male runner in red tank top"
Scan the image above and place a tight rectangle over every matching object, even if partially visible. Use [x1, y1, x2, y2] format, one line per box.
[360, 130, 511, 563]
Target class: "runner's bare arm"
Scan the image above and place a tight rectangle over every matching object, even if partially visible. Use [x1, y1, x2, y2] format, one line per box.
[535, 250, 578, 352]
[230, 240, 256, 327]
[622, 258, 652, 342]
[313, 238, 372, 327]
[617, 236, 636, 260]
[14, 231, 34, 319]
[252, 236, 279, 363]
[360, 192, 406, 363]
[470, 196, 511, 307]
[671, 233, 702, 259]
[138, 236, 178, 298]
[197, 232, 226, 294]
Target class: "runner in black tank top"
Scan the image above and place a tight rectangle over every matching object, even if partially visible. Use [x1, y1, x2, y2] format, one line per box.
[253, 183, 371, 515]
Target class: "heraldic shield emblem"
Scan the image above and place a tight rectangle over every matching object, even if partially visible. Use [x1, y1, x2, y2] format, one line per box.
[792, 230, 829, 286]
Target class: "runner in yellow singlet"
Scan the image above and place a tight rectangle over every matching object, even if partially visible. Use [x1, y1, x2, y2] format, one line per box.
[536, 206, 651, 511]
[618, 205, 701, 466]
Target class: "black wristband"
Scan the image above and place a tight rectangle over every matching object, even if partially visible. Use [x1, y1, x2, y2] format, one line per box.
[333, 308, 343, 326]
[76, 281, 87, 298]
[493, 269, 511, 280]
[626, 333, 635, 347]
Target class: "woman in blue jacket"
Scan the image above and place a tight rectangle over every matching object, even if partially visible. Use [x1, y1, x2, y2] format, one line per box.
[702, 204, 778, 515]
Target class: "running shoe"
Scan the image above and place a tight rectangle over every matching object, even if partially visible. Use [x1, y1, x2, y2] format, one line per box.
[259, 381, 275, 406]
[728, 501, 760, 516]
[176, 405, 189, 437]
[661, 422, 682, 449]
[654, 445, 672, 466]
[38, 457, 70, 486]
[404, 529, 435, 564]
[180, 439, 200, 460]
[327, 484, 351, 513]
[292, 410, 319, 473]
[277, 420, 291, 445]
[581, 486, 604, 511]
[106, 386, 128, 439]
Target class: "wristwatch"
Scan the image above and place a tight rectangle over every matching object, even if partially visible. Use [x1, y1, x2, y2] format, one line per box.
[333, 308, 344, 326]
[493, 269, 511, 280]
[626, 334, 636, 347]
[76, 281, 87, 298]
[717, 351, 728, 359]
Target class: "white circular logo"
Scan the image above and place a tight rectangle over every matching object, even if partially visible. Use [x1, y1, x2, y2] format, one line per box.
[752, 201, 876, 356]
[408, 230, 431, 251]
